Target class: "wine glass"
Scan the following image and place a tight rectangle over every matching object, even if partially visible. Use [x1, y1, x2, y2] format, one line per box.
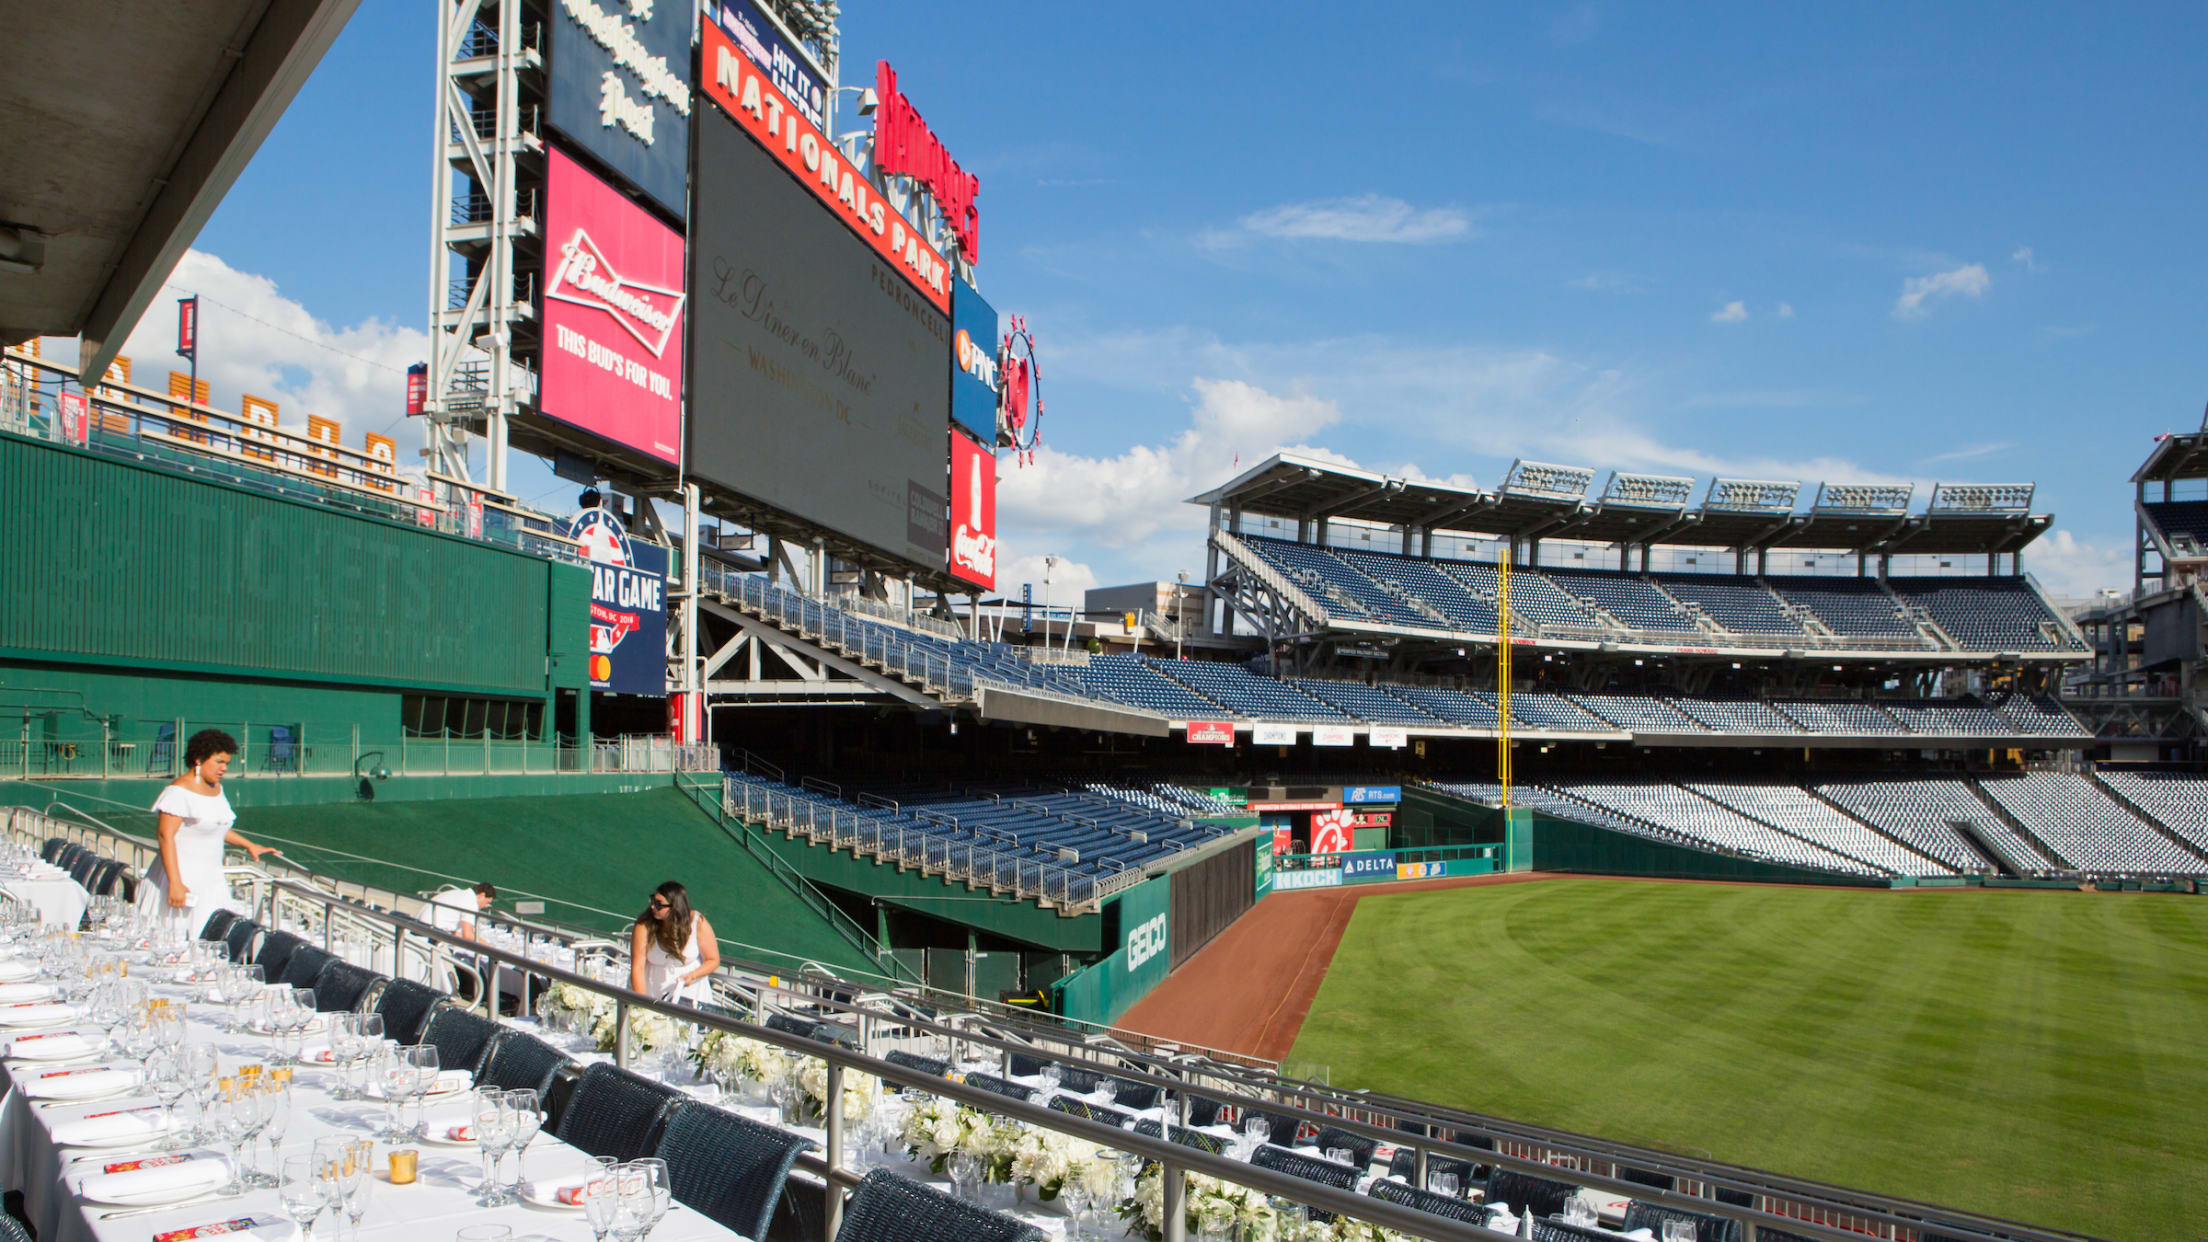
[212, 1087, 259, 1195]
[379, 1047, 418, 1142]
[611, 1164, 653, 1242]
[339, 1139, 374, 1242]
[472, 1089, 515, 1206]
[1429, 1168, 1460, 1199]
[1038, 1061, 1063, 1096]
[1240, 1112, 1270, 1156]
[634, 1157, 671, 1242]
[255, 1074, 293, 1187]
[328, 1015, 361, 1098]
[404, 1044, 441, 1140]
[278, 1155, 332, 1240]
[947, 1152, 981, 1202]
[505, 1087, 544, 1196]
[584, 1157, 622, 1242]
[1662, 1219, 1698, 1242]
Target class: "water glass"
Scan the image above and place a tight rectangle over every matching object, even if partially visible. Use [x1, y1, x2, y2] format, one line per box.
[584, 1157, 622, 1242]
[278, 1155, 331, 1238]
[1565, 1197, 1598, 1228]
[1428, 1169, 1460, 1199]
[405, 1043, 442, 1139]
[505, 1087, 544, 1193]
[611, 1165, 654, 1242]
[1240, 1113, 1269, 1154]
[1662, 1220, 1698, 1242]
[340, 1140, 374, 1242]
[472, 1089, 516, 1205]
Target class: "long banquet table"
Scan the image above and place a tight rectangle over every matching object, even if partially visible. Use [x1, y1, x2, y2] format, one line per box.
[0, 971, 757, 1242]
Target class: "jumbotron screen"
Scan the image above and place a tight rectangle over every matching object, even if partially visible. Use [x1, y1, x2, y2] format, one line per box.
[688, 107, 950, 567]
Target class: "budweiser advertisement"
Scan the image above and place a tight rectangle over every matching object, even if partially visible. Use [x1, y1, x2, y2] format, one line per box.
[947, 430, 996, 589]
[541, 147, 686, 465]
[700, 22, 950, 312]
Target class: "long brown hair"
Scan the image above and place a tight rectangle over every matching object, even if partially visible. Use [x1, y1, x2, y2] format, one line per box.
[637, 881, 695, 959]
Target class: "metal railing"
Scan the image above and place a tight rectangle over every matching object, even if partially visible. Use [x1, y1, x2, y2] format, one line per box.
[5, 804, 2083, 1242]
[0, 721, 714, 781]
[1213, 530, 1336, 628]
[699, 564, 977, 701]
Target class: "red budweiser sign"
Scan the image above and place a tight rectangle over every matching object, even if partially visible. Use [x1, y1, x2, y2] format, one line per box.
[872, 61, 980, 264]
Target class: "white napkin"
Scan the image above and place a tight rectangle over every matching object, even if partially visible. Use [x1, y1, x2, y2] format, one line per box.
[52, 1104, 170, 1146]
[20, 1065, 138, 1100]
[0, 959, 39, 983]
[7, 1029, 96, 1059]
[0, 982, 55, 1004]
[428, 1068, 473, 1093]
[0, 1002, 76, 1027]
[77, 1154, 229, 1204]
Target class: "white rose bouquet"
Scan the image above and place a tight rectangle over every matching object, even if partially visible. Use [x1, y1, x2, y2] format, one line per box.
[899, 1097, 989, 1172]
[796, 1057, 879, 1124]
[591, 1006, 679, 1057]
[691, 1031, 791, 1087]
[538, 981, 611, 1032]
[1122, 1167, 1285, 1242]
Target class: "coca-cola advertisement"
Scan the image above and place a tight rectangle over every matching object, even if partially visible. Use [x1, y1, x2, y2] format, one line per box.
[948, 429, 996, 590]
[541, 147, 686, 466]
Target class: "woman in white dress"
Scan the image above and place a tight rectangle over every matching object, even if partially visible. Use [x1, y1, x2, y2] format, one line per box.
[628, 881, 719, 1005]
[143, 729, 281, 933]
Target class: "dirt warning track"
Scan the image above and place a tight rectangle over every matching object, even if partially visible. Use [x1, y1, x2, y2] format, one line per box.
[1116, 872, 1548, 1062]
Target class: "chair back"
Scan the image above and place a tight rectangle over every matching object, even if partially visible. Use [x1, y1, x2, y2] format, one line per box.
[1104, 1076, 1160, 1111]
[222, 919, 263, 964]
[279, 945, 335, 991]
[1130, 1118, 1226, 1154]
[763, 1012, 817, 1040]
[1367, 1177, 1486, 1224]
[0, 1205, 33, 1242]
[1311, 1125, 1378, 1168]
[810, 1020, 859, 1050]
[833, 1169, 1043, 1242]
[1249, 1144, 1359, 1222]
[1006, 1051, 1049, 1078]
[479, 1028, 568, 1095]
[1621, 1201, 1742, 1242]
[882, 1050, 949, 1082]
[1184, 1093, 1228, 1128]
[40, 838, 66, 864]
[1533, 1221, 1617, 1242]
[254, 930, 306, 979]
[962, 1072, 1032, 1104]
[654, 1101, 815, 1240]
[198, 909, 239, 942]
[148, 722, 175, 772]
[267, 726, 297, 770]
[67, 854, 97, 886]
[372, 978, 447, 1044]
[311, 961, 384, 1013]
[1239, 1108, 1303, 1147]
[1486, 1168, 1579, 1220]
[554, 1063, 683, 1162]
[1046, 1096, 1131, 1128]
[418, 1006, 500, 1077]
[1386, 1147, 1474, 1188]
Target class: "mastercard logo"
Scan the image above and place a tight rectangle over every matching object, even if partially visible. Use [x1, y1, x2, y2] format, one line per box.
[591, 654, 612, 681]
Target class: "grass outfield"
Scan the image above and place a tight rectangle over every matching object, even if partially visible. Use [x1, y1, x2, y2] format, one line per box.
[1288, 878, 2208, 1241]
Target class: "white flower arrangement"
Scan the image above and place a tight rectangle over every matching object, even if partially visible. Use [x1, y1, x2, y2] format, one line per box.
[538, 981, 612, 1030]
[796, 1057, 879, 1124]
[1119, 1167, 1410, 1242]
[899, 1097, 991, 1172]
[591, 1006, 679, 1057]
[690, 1030, 794, 1087]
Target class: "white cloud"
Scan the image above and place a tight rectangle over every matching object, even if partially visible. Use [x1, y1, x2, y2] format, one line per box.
[1207, 195, 1472, 247]
[998, 552, 1100, 607]
[1710, 300, 1749, 324]
[1777, 302, 1795, 319]
[2010, 245, 2041, 274]
[1891, 263, 1991, 320]
[2026, 530, 2128, 600]
[1914, 441, 2011, 467]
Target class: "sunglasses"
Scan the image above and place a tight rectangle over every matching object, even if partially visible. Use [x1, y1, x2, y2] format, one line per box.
[648, 899, 670, 910]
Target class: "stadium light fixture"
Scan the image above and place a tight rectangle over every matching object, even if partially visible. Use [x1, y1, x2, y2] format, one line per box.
[1930, 482, 2036, 513]
[837, 85, 880, 116]
[1704, 477, 1801, 513]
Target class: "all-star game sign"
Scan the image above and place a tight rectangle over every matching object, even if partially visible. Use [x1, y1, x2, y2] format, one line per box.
[568, 507, 668, 695]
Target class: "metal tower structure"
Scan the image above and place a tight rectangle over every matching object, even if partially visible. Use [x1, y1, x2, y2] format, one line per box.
[423, 0, 544, 491]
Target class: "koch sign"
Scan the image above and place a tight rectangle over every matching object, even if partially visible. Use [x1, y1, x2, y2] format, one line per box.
[549, 0, 691, 221]
[541, 148, 686, 464]
[701, 0, 827, 131]
[949, 279, 999, 444]
[569, 507, 667, 695]
[1273, 869, 1341, 892]
[1342, 786, 1400, 805]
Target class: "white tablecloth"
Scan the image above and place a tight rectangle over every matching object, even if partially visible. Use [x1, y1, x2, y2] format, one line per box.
[0, 968, 758, 1242]
[2, 874, 90, 929]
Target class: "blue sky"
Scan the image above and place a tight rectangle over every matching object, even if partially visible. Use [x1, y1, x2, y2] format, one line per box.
[142, 1, 2208, 601]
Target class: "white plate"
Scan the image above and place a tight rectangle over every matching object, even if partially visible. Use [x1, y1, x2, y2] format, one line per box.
[518, 1178, 591, 1211]
[62, 1121, 173, 1149]
[294, 1045, 338, 1068]
[419, 1116, 481, 1148]
[9, 1032, 98, 1061]
[78, 1165, 230, 1207]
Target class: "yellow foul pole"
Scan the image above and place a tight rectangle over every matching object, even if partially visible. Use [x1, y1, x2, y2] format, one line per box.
[1497, 552, 1512, 809]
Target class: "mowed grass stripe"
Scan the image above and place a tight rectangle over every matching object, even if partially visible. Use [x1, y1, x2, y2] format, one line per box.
[1288, 879, 2208, 1240]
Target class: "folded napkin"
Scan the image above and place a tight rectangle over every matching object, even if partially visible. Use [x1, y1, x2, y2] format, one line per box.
[21, 1065, 138, 1100]
[78, 1154, 229, 1204]
[152, 1215, 292, 1242]
[7, 1029, 96, 1059]
[298, 1045, 337, 1065]
[555, 1181, 600, 1206]
[0, 982, 55, 1004]
[0, 959, 39, 983]
[0, 1002, 76, 1027]
[52, 1104, 170, 1146]
[428, 1069, 473, 1094]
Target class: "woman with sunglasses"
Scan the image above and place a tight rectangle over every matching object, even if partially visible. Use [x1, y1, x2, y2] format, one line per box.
[629, 881, 719, 1005]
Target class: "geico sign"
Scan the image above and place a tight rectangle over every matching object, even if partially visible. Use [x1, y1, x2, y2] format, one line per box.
[1126, 914, 1167, 972]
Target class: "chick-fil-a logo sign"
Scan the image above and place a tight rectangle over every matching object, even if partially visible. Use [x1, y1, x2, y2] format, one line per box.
[540, 147, 684, 463]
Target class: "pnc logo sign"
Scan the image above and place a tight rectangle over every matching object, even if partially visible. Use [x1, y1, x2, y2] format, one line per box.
[954, 328, 999, 391]
[1126, 913, 1167, 973]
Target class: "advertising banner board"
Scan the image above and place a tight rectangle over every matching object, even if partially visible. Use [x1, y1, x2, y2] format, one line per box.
[947, 429, 996, 589]
[569, 506, 668, 695]
[1273, 869, 1341, 892]
[1254, 842, 1273, 898]
[56, 391, 88, 446]
[1342, 785, 1401, 805]
[689, 108, 950, 567]
[1342, 852, 1398, 882]
[950, 278, 1000, 444]
[1185, 721, 1235, 745]
[1350, 812, 1393, 829]
[1368, 726, 1408, 749]
[1312, 724, 1356, 747]
[541, 148, 686, 465]
[701, 0, 827, 131]
[1310, 808, 1356, 854]
[548, 0, 691, 220]
[1252, 723, 1297, 746]
[1396, 861, 1446, 881]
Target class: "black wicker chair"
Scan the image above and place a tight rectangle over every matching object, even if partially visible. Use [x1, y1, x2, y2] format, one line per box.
[555, 1063, 683, 1162]
[372, 979, 447, 1044]
[810, 1020, 860, 1050]
[1130, 1118, 1228, 1154]
[833, 1169, 1042, 1242]
[198, 909, 238, 942]
[882, 1050, 950, 1083]
[279, 945, 335, 991]
[40, 838, 66, 864]
[87, 860, 124, 898]
[655, 1101, 815, 1240]
[67, 854, 97, 886]
[1618, 1166, 1675, 1192]
[1184, 1093, 1229, 1128]
[1101, 1075, 1160, 1111]
[0, 1204, 34, 1242]
[1386, 1147, 1475, 1190]
[963, 1073, 1033, 1104]
[479, 1028, 568, 1095]
[1712, 1187, 1755, 1208]
[764, 1012, 819, 1040]
[310, 961, 383, 1013]
[1312, 1125, 1378, 1168]
[1485, 1169, 1579, 1221]
[1367, 1177, 1487, 1225]
[1005, 1051, 1051, 1078]
[417, 1006, 500, 1078]
[1237, 1108, 1303, 1148]
[1250, 1144, 1360, 1222]
[1533, 1220, 1616, 1242]
[1622, 1201, 1742, 1242]
[222, 919, 263, 965]
[1046, 1096, 1132, 1128]
[254, 930, 306, 980]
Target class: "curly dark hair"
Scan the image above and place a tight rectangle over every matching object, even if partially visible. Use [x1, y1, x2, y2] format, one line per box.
[183, 728, 239, 769]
